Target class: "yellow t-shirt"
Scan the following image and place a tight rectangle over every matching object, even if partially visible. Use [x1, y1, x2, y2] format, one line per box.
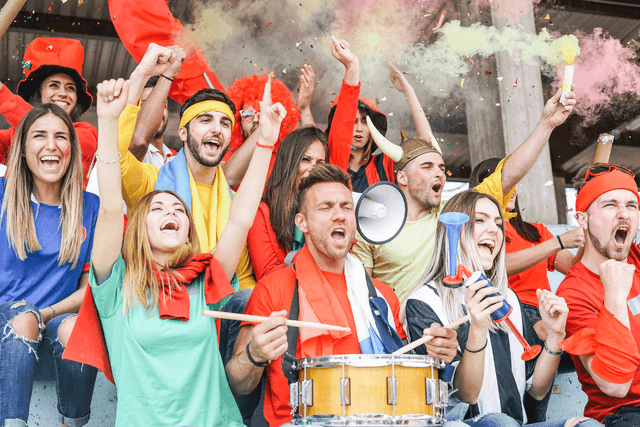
[351, 157, 514, 302]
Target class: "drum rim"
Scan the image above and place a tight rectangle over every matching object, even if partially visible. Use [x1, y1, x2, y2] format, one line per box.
[298, 353, 444, 369]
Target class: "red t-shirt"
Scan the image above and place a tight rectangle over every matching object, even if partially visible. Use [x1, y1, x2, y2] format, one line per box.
[243, 266, 406, 427]
[556, 244, 640, 421]
[505, 222, 557, 307]
[247, 203, 286, 281]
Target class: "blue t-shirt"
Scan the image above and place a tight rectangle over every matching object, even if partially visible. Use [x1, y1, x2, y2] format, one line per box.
[0, 177, 100, 308]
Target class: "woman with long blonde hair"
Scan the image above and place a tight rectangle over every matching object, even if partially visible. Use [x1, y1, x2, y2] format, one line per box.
[87, 76, 286, 426]
[402, 190, 599, 427]
[0, 103, 99, 426]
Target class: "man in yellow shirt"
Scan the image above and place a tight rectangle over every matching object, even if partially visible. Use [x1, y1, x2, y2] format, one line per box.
[116, 43, 255, 290]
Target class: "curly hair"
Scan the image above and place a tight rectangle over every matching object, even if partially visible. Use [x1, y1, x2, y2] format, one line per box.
[226, 74, 300, 153]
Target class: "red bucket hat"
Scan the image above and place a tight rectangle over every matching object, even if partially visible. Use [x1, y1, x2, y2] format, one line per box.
[17, 37, 92, 115]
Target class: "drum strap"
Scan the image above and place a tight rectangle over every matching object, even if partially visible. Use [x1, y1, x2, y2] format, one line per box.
[282, 278, 301, 385]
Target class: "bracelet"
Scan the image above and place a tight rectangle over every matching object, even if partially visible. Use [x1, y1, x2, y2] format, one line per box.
[557, 235, 565, 250]
[246, 343, 270, 367]
[161, 74, 174, 82]
[465, 339, 488, 353]
[48, 305, 57, 318]
[95, 151, 121, 164]
[544, 341, 563, 356]
[256, 141, 274, 150]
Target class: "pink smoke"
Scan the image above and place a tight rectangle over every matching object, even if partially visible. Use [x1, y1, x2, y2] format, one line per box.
[555, 29, 640, 127]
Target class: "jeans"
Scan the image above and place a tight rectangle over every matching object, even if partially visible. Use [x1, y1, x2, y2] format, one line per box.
[0, 301, 97, 427]
[219, 289, 262, 426]
[460, 412, 603, 427]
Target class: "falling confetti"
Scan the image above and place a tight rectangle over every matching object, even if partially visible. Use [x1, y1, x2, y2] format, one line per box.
[432, 10, 447, 31]
[78, 0, 83, 5]
[282, 69, 286, 73]
[544, 14, 550, 20]
[460, 78, 465, 88]
[544, 179, 553, 187]
[513, 78, 518, 87]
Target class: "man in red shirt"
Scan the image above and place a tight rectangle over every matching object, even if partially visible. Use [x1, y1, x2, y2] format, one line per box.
[557, 164, 640, 423]
[225, 164, 411, 426]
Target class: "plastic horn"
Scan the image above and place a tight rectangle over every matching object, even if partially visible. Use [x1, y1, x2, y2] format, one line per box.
[439, 212, 470, 287]
[559, 65, 574, 104]
[462, 271, 542, 361]
[366, 116, 403, 162]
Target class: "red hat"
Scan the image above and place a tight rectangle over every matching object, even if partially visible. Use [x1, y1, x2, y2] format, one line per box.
[17, 37, 92, 115]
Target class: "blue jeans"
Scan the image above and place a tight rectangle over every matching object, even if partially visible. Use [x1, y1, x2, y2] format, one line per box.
[461, 412, 602, 427]
[219, 289, 262, 426]
[0, 301, 97, 426]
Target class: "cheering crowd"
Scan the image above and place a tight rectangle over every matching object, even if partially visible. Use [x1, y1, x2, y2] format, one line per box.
[1, 30, 639, 427]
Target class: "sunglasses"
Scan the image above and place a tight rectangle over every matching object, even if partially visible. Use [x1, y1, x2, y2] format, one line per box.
[240, 109, 260, 121]
[583, 164, 635, 182]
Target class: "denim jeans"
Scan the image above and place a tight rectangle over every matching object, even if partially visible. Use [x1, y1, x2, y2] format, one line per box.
[461, 412, 603, 427]
[219, 289, 262, 426]
[0, 301, 97, 427]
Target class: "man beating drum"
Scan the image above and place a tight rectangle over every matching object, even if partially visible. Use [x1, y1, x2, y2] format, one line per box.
[226, 164, 460, 426]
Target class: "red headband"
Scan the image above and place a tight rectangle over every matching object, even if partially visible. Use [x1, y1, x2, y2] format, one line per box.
[575, 170, 639, 212]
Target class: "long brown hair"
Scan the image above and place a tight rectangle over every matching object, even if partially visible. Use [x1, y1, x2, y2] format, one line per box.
[263, 127, 328, 252]
[1, 103, 84, 268]
[121, 190, 201, 314]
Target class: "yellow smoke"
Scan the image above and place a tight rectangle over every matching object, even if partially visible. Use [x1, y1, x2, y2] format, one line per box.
[547, 34, 580, 65]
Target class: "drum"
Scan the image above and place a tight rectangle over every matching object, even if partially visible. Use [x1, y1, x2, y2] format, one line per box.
[289, 354, 447, 425]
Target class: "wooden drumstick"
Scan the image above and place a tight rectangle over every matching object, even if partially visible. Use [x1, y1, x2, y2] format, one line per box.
[393, 314, 470, 355]
[202, 310, 351, 332]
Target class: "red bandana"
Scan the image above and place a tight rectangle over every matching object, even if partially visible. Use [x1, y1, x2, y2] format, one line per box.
[575, 170, 639, 212]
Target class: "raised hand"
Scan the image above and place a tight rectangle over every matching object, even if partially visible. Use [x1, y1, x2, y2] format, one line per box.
[297, 64, 316, 111]
[537, 289, 568, 338]
[96, 78, 130, 120]
[163, 45, 187, 80]
[258, 74, 287, 147]
[385, 59, 412, 94]
[247, 310, 289, 363]
[559, 227, 585, 250]
[331, 37, 358, 70]
[136, 43, 175, 78]
[542, 85, 576, 129]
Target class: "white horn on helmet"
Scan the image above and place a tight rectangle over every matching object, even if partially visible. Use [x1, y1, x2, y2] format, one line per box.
[366, 116, 403, 162]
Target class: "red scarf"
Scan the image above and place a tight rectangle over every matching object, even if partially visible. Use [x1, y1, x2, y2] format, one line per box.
[62, 254, 234, 385]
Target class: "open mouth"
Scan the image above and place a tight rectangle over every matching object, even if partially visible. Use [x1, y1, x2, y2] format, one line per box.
[40, 155, 60, 169]
[203, 138, 221, 152]
[331, 227, 346, 243]
[478, 239, 495, 255]
[353, 135, 364, 144]
[52, 100, 69, 109]
[160, 219, 180, 232]
[615, 225, 630, 247]
[432, 182, 443, 195]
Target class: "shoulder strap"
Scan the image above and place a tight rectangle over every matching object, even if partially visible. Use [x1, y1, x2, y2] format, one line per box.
[365, 272, 377, 299]
[281, 279, 300, 385]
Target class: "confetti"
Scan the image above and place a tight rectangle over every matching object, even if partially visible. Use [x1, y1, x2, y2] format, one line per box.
[460, 78, 465, 88]
[495, 103, 500, 106]
[513, 78, 518, 87]
[48, 2, 53, 11]
[46, 45, 53, 50]
[497, 77, 503, 82]
[544, 179, 553, 187]
[479, 96, 485, 100]
[544, 14, 550, 20]
[22, 60, 31, 69]
[432, 10, 446, 31]
[388, 112, 394, 116]
[282, 69, 286, 73]
[485, 71, 492, 75]
[78, 0, 83, 5]
[267, 22, 272, 27]
[446, 170, 452, 176]
[381, 97, 386, 101]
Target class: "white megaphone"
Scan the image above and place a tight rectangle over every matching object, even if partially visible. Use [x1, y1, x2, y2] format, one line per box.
[353, 181, 407, 244]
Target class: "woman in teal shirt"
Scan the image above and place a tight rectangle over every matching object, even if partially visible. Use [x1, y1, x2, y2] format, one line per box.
[87, 70, 286, 426]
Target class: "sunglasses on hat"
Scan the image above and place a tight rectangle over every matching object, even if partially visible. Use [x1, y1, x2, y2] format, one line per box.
[583, 164, 634, 182]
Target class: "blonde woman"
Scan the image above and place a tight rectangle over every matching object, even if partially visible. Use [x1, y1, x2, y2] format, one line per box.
[402, 190, 600, 427]
[0, 103, 99, 426]
[88, 77, 285, 426]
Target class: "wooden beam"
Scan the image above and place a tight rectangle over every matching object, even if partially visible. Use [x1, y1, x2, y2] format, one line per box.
[539, 0, 640, 20]
[9, 11, 118, 38]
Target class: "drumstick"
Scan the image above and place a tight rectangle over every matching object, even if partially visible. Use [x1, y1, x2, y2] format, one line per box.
[393, 314, 470, 355]
[202, 310, 351, 332]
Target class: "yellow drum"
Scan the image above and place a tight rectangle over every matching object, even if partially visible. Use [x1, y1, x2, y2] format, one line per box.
[289, 354, 447, 425]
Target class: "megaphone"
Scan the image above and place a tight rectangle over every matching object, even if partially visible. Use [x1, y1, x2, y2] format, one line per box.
[354, 181, 407, 244]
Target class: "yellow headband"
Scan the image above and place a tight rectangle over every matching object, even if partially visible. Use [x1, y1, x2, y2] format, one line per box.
[179, 100, 235, 129]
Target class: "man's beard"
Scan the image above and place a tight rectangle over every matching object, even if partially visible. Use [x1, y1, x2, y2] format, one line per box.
[153, 121, 168, 140]
[186, 132, 228, 168]
[588, 228, 630, 262]
[242, 123, 259, 140]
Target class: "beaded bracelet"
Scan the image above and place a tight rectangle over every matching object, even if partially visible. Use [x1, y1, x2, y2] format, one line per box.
[246, 343, 270, 367]
[95, 151, 122, 164]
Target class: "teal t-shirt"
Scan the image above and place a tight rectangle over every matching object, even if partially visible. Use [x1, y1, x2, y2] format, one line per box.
[90, 255, 244, 427]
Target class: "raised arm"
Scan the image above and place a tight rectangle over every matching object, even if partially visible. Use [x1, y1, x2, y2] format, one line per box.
[91, 78, 131, 283]
[214, 79, 287, 281]
[500, 86, 576, 195]
[297, 64, 316, 127]
[129, 46, 186, 161]
[385, 60, 435, 142]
